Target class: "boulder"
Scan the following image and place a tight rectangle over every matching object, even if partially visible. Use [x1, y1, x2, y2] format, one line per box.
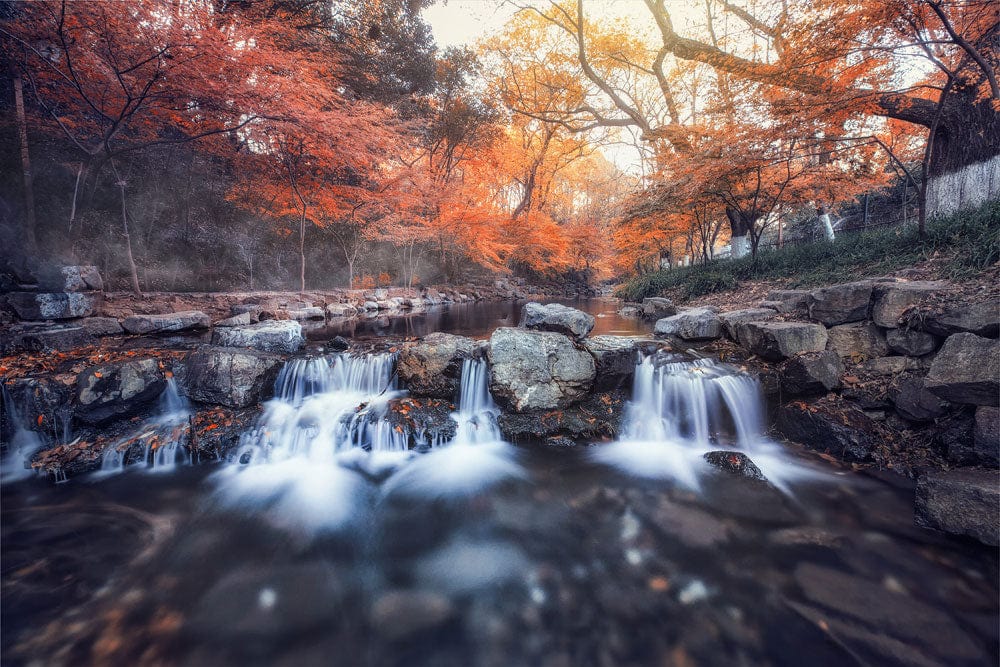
[765, 289, 810, 315]
[59, 265, 103, 292]
[8, 292, 97, 320]
[861, 356, 921, 376]
[825, 322, 889, 359]
[362, 301, 379, 311]
[885, 328, 939, 356]
[75, 358, 166, 425]
[181, 347, 283, 408]
[718, 308, 777, 340]
[488, 327, 596, 412]
[8, 324, 94, 353]
[211, 320, 304, 354]
[519, 302, 595, 339]
[498, 390, 626, 441]
[914, 301, 1000, 338]
[703, 451, 766, 481]
[735, 321, 828, 361]
[397, 333, 476, 399]
[641, 297, 676, 320]
[871, 280, 953, 328]
[973, 406, 999, 466]
[231, 304, 263, 322]
[214, 312, 253, 328]
[80, 317, 123, 336]
[775, 399, 877, 462]
[925, 333, 999, 405]
[808, 281, 873, 325]
[780, 351, 843, 396]
[618, 304, 642, 318]
[2, 376, 72, 440]
[329, 335, 350, 352]
[654, 307, 722, 341]
[915, 469, 1000, 546]
[582, 335, 638, 391]
[385, 398, 458, 446]
[286, 306, 325, 321]
[326, 303, 358, 318]
[889, 373, 949, 422]
[122, 310, 210, 335]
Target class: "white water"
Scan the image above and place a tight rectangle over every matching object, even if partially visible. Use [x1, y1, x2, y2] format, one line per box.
[594, 355, 816, 490]
[0, 385, 44, 483]
[98, 378, 192, 475]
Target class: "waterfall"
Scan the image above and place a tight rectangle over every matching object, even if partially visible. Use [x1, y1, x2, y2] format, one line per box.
[594, 353, 805, 489]
[452, 357, 503, 445]
[98, 377, 192, 475]
[0, 385, 44, 483]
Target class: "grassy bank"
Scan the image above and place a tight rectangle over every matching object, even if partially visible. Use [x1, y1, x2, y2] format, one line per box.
[619, 201, 1000, 302]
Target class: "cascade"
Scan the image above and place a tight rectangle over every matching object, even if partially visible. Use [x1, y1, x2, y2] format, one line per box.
[0, 385, 44, 483]
[98, 377, 192, 474]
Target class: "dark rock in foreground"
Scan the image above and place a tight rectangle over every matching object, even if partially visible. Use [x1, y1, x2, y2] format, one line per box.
[925, 333, 999, 405]
[182, 347, 283, 408]
[703, 451, 765, 481]
[776, 399, 877, 462]
[915, 469, 1000, 546]
[122, 311, 210, 335]
[973, 406, 999, 466]
[780, 351, 843, 396]
[582, 335, 639, 391]
[498, 390, 626, 442]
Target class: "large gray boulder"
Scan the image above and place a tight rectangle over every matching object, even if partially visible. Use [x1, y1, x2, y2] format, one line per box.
[780, 351, 843, 396]
[925, 333, 999, 405]
[181, 347, 283, 408]
[736, 321, 828, 361]
[75, 358, 166, 425]
[914, 301, 999, 338]
[973, 406, 999, 466]
[885, 328, 939, 356]
[211, 320, 304, 354]
[765, 289, 810, 315]
[915, 469, 1000, 546]
[122, 310, 210, 335]
[582, 335, 639, 391]
[871, 280, 953, 328]
[890, 374, 949, 422]
[8, 292, 98, 320]
[60, 266, 103, 292]
[718, 308, 777, 340]
[488, 327, 596, 412]
[654, 307, 722, 341]
[808, 281, 873, 325]
[519, 302, 595, 339]
[397, 333, 476, 399]
[641, 297, 676, 320]
[825, 322, 889, 359]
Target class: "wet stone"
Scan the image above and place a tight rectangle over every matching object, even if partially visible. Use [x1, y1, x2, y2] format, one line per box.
[74, 357, 166, 425]
[915, 469, 1000, 546]
[703, 451, 765, 481]
[122, 310, 210, 335]
[519, 302, 595, 339]
[369, 590, 456, 642]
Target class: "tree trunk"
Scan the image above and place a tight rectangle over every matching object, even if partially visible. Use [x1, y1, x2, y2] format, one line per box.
[726, 207, 753, 259]
[13, 74, 38, 253]
[118, 182, 142, 297]
[299, 212, 306, 293]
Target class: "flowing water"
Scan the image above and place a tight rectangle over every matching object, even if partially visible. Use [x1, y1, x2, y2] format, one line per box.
[2, 309, 997, 666]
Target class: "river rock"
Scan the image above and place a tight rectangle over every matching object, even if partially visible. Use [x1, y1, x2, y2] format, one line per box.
[75, 358, 166, 425]
[369, 590, 455, 642]
[7, 292, 98, 320]
[826, 322, 889, 359]
[2, 376, 71, 441]
[871, 280, 953, 328]
[181, 347, 283, 408]
[80, 317, 123, 336]
[889, 373, 949, 422]
[808, 281, 873, 325]
[973, 406, 999, 466]
[718, 308, 777, 340]
[60, 265, 103, 292]
[780, 351, 843, 396]
[641, 297, 676, 319]
[776, 399, 876, 462]
[385, 397, 458, 446]
[498, 390, 626, 441]
[488, 327, 595, 412]
[925, 333, 999, 405]
[618, 303, 642, 318]
[122, 310, 210, 334]
[213, 312, 253, 327]
[913, 300, 1000, 338]
[735, 321, 828, 361]
[286, 306, 325, 321]
[397, 333, 476, 399]
[326, 303, 358, 318]
[211, 320, 304, 354]
[231, 304, 262, 321]
[4, 324, 95, 353]
[519, 302, 595, 339]
[915, 469, 1000, 546]
[765, 289, 810, 315]
[654, 307, 722, 341]
[885, 328, 939, 356]
[583, 335, 638, 391]
[703, 451, 765, 481]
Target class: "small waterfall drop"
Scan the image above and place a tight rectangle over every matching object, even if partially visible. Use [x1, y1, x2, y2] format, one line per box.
[0, 385, 44, 483]
[452, 357, 503, 445]
[594, 353, 806, 489]
[98, 377, 192, 475]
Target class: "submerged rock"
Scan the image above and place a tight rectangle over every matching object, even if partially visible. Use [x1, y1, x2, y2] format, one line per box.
[703, 451, 765, 481]
[915, 469, 1000, 546]
[369, 590, 455, 642]
[736, 321, 828, 361]
[808, 280, 873, 325]
[654, 307, 722, 341]
[122, 310, 210, 334]
[75, 358, 166, 425]
[397, 333, 476, 399]
[925, 333, 999, 405]
[488, 327, 595, 412]
[519, 302, 595, 339]
[182, 347, 283, 408]
[211, 320, 304, 354]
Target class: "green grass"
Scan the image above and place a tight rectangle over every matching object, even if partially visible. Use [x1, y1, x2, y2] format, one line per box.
[618, 201, 1000, 302]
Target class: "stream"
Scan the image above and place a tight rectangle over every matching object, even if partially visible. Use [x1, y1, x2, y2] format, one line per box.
[1, 299, 997, 666]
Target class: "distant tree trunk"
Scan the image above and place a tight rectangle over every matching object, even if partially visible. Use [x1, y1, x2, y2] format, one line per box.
[110, 158, 142, 296]
[68, 162, 84, 234]
[817, 206, 835, 241]
[299, 212, 306, 293]
[13, 73, 38, 253]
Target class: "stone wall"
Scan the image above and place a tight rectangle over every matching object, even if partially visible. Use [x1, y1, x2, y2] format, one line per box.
[926, 154, 1000, 217]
